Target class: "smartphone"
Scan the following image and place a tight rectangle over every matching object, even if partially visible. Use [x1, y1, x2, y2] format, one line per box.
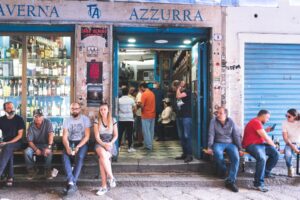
[270, 123, 276, 131]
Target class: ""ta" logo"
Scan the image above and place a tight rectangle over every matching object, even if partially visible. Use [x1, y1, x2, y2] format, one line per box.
[87, 4, 101, 19]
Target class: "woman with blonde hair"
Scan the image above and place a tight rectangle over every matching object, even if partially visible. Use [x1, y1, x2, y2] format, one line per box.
[94, 102, 118, 196]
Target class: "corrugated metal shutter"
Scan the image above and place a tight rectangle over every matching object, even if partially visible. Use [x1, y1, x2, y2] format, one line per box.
[244, 43, 300, 148]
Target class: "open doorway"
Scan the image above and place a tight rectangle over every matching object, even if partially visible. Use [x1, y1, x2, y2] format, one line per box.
[113, 27, 209, 161]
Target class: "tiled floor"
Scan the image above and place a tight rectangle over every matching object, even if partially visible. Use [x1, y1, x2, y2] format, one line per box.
[117, 140, 183, 161]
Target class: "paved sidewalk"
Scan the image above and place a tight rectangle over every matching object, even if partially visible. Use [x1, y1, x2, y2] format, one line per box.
[1, 184, 300, 200]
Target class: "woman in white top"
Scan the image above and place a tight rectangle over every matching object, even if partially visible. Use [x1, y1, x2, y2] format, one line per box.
[282, 108, 300, 177]
[157, 98, 174, 141]
[94, 102, 118, 195]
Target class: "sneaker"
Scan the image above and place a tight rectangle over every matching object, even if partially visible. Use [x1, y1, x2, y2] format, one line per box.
[45, 169, 53, 180]
[67, 184, 78, 195]
[175, 154, 186, 160]
[225, 182, 239, 192]
[96, 187, 108, 196]
[252, 185, 269, 192]
[108, 178, 117, 188]
[27, 169, 37, 180]
[288, 167, 295, 177]
[128, 147, 136, 153]
[184, 155, 193, 163]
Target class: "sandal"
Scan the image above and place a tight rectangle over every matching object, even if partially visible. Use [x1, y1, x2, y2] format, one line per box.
[6, 178, 13, 187]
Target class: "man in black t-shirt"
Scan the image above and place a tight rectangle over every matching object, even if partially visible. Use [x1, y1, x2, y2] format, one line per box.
[0, 102, 25, 186]
[175, 81, 193, 163]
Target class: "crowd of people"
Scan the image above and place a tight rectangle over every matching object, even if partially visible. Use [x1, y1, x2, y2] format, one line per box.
[0, 80, 298, 195]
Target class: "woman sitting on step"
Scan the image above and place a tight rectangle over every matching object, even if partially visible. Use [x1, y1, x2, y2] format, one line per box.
[94, 102, 118, 196]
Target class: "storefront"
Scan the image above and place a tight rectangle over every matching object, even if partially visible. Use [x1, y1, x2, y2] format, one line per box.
[225, 1, 300, 145]
[0, 0, 223, 158]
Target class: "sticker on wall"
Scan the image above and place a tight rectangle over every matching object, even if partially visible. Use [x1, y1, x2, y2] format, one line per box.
[81, 27, 108, 47]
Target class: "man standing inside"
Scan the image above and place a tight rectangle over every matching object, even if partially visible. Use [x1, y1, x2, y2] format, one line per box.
[207, 107, 242, 192]
[175, 81, 193, 163]
[25, 108, 54, 179]
[118, 87, 136, 153]
[0, 102, 25, 186]
[242, 110, 279, 192]
[138, 82, 155, 151]
[62, 102, 91, 195]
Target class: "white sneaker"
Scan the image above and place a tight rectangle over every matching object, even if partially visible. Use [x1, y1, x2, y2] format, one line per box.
[96, 187, 108, 196]
[288, 167, 295, 177]
[108, 178, 117, 188]
[128, 147, 136, 153]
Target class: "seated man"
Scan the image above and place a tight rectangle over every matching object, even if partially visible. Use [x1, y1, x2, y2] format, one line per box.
[207, 107, 242, 192]
[0, 102, 25, 186]
[24, 109, 54, 180]
[242, 110, 279, 192]
[62, 102, 91, 195]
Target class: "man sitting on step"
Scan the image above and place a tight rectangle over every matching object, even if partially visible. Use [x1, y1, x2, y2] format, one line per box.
[206, 107, 243, 193]
[62, 102, 91, 195]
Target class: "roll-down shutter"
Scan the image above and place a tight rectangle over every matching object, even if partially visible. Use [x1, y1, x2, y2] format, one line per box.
[244, 43, 300, 146]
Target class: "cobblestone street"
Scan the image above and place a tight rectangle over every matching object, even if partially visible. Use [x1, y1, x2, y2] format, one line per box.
[1, 183, 300, 200]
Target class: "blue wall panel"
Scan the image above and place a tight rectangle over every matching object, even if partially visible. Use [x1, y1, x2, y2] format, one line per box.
[244, 43, 300, 147]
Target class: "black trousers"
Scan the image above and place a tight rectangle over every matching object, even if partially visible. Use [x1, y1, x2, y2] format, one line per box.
[118, 121, 134, 148]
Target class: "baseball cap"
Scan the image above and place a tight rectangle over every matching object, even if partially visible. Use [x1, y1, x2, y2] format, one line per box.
[33, 109, 43, 117]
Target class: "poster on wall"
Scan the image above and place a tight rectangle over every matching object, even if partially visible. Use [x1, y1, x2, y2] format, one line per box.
[87, 60, 103, 84]
[87, 84, 103, 107]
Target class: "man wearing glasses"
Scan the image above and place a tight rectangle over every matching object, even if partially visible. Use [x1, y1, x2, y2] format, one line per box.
[25, 108, 54, 180]
[62, 102, 91, 195]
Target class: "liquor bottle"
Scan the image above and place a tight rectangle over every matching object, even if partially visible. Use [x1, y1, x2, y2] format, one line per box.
[40, 44, 45, 59]
[60, 79, 64, 96]
[3, 80, 10, 97]
[14, 79, 18, 96]
[45, 45, 50, 59]
[52, 63, 58, 76]
[38, 79, 43, 96]
[27, 36, 33, 59]
[58, 45, 63, 59]
[5, 46, 11, 59]
[51, 80, 56, 96]
[9, 79, 14, 96]
[18, 79, 22, 96]
[42, 79, 47, 96]
[53, 44, 59, 58]
[44, 62, 49, 76]
[49, 64, 53, 76]
[33, 79, 38, 96]
[47, 80, 51, 96]
[17, 43, 22, 60]
[56, 80, 61, 96]
[28, 79, 34, 96]
[26, 99, 31, 117]
[47, 101, 52, 116]
[10, 44, 16, 59]
[31, 37, 37, 59]
[0, 80, 3, 97]
[63, 45, 67, 59]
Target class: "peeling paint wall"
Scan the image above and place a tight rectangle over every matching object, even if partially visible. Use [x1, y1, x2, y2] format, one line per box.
[226, 0, 300, 128]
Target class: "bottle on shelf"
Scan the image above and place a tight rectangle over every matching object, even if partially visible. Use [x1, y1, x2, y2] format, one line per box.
[42, 79, 47, 96]
[40, 44, 45, 59]
[14, 79, 18, 96]
[63, 45, 67, 59]
[31, 37, 37, 59]
[10, 44, 16, 59]
[52, 62, 58, 76]
[9, 79, 14, 96]
[56, 80, 61, 96]
[18, 79, 22, 96]
[51, 80, 56, 96]
[44, 62, 49, 76]
[38, 79, 43, 96]
[5, 46, 11, 59]
[3, 80, 10, 97]
[59, 79, 64, 96]
[17, 43, 22, 60]
[47, 80, 51, 96]
[28, 79, 34, 96]
[47, 101, 52, 116]
[0, 80, 3, 97]
[33, 79, 38, 96]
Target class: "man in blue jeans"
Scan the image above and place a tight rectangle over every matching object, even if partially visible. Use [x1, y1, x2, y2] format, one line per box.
[207, 107, 242, 192]
[175, 81, 193, 163]
[242, 110, 279, 192]
[25, 109, 54, 180]
[62, 102, 91, 195]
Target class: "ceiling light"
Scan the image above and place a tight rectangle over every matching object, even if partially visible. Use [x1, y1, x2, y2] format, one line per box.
[179, 45, 188, 48]
[128, 38, 136, 43]
[127, 44, 136, 47]
[183, 39, 192, 45]
[154, 40, 168, 44]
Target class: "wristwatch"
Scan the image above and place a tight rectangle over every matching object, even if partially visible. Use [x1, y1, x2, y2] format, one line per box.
[48, 144, 52, 149]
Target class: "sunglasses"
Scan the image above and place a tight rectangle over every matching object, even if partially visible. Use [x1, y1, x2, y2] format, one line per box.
[286, 114, 293, 119]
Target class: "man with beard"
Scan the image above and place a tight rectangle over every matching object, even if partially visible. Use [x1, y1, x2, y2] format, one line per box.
[242, 110, 279, 192]
[25, 108, 54, 180]
[62, 102, 91, 195]
[0, 102, 25, 187]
